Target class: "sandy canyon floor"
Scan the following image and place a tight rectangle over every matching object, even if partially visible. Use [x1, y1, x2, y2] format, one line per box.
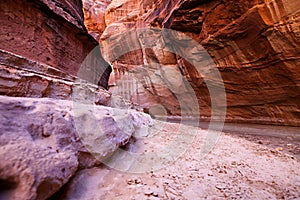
[56, 120, 300, 199]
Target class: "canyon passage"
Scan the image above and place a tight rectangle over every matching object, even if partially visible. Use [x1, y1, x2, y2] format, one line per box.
[0, 0, 299, 199]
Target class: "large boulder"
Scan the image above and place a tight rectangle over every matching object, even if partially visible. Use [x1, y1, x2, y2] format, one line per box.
[0, 95, 152, 199]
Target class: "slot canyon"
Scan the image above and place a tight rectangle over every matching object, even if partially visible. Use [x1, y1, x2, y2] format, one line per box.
[0, 0, 299, 199]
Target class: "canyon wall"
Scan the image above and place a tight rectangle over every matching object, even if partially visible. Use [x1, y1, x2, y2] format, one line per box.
[84, 0, 300, 126]
[0, 0, 152, 199]
[83, 0, 112, 40]
[0, 0, 111, 91]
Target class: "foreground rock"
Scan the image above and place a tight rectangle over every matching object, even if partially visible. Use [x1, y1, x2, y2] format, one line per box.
[51, 121, 300, 199]
[0, 95, 152, 199]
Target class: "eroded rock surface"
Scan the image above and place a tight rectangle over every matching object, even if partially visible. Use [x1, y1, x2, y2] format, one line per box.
[0, 0, 111, 89]
[0, 95, 152, 200]
[0, 0, 145, 199]
[83, 0, 112, 40]
[0, 50, 111, 106]
[84, 0, 300, 126]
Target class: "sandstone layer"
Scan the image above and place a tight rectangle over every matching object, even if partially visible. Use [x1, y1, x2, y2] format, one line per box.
[83, 0, 112, 40]
[0, 0, 111, 89]
[84, 0, 300, 126]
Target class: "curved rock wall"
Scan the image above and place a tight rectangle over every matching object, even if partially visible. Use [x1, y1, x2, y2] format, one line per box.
[84, 0, 300, 126]
[0, 0, 133, 199]
[0, 0, 111, 89]
[83, 0, 112, 40]
[168, 0, 300, 126]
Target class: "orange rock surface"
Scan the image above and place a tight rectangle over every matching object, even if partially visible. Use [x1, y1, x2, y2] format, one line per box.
[84, 0, 300, 125]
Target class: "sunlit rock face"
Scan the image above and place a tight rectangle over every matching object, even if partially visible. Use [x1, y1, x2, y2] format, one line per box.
[83, 0, 112, 40]
[167, 0, 300, 126]
[84, 0, 300, 126]
[0, 0, 111, 90]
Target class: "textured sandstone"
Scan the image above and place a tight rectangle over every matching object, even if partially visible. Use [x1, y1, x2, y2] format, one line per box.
[169, 0, 300, 126]
[0, 95, 152, 199]
[0, 0, 111, 89]
[0, 50, 111, 106]
[83, 0, 112, 40]
[0, 1, 156, 199]
[85, 0, 300, 126]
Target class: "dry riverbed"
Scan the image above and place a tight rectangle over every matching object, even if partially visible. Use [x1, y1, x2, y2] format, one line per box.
[57, 120, 300, 199]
